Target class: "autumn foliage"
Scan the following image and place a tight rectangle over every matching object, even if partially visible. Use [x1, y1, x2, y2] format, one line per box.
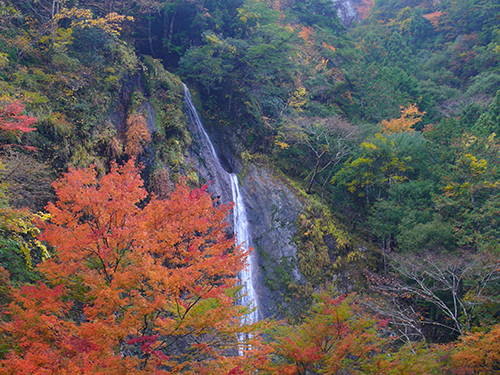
[381, 104, 425, 134]
[0, 159, 269, 374]
[356, 0, 375, 20]
[266, 293, 392, 375]
[124, 113, 151, 156]
[0, 100, 37, 141]
[0, 99, 40, 280]
[0, 154, 492, 374]
[423, 11, 444, 28]
[448, 324, 500, 374]
[53, 8, 134, 36]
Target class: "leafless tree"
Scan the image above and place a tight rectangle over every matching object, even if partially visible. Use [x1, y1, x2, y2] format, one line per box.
[0, 150, 53, 210]
[365, 251, 500, 342]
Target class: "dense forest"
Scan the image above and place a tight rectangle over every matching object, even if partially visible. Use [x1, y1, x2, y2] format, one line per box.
[1, 0, 500, 373]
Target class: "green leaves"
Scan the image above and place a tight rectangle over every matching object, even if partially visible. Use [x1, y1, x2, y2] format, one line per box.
[333, 133, 424, 205]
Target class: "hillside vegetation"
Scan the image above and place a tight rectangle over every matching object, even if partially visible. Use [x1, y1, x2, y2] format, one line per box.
[1, 0, 500, 373]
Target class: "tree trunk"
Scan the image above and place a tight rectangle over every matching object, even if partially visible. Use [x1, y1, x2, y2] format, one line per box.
[306, 160, 320, 194]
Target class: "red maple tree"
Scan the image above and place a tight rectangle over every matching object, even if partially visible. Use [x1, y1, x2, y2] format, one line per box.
[0, 101, 37, 139]
[0, 159, 270, 374]
[266, 293, 391, 375]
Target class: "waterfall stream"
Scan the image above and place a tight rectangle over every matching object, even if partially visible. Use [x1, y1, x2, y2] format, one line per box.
[183, 84, 259, 329]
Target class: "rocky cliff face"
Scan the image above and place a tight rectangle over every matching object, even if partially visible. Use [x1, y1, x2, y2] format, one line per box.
[185, 105, 305, 319]
[332, 0, 360, 26]
[331, 0, 375, 26]
[241, 164, 306, 318]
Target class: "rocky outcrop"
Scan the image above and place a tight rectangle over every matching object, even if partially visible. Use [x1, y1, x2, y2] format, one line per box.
[331, 0, 375, 26]
[332, 0, 360, 26]
[241, 165, 305, 318]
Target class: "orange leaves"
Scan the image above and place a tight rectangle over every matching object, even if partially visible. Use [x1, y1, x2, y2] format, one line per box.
[423, 11, 444, 28]
[1, 159, 261, 373]
[381, 104, 426, 134]
[449, 325, 500, 374]
[0, 283, 118, 375]
[268, 292, 391, 374]
[298, 26, 314, 44]
[356, 0, 375, 20]
[39, 160, 146, 287]
[322, 42, 336, 52]
[124, 112, 151, 156]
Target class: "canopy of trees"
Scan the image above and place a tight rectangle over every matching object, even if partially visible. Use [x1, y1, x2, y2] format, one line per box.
[1, 0, 500, 373]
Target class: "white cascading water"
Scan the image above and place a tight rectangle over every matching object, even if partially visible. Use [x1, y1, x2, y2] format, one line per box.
[229, 174, 259, 327]
[183, 84, 259, 336]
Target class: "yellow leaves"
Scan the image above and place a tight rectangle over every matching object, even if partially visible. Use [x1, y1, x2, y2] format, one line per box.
[54, 8, 92, 23]
[20, 242, 32, 270]
[393, 6, 413, 32]
[18, 237, 49, 269]
[99, 12, 134, 33]
[4, 211, 50, 270]
[275, 140, 290, 149]
[0, 52, 8, 69]
[486, 132, 497, 148]
[288, 87, 308, 112]
[443, 151, 499, 203]
[457, 153, 488, 182]
[462, 132, 478, 148]
[39, 27, 74, 50]
[314, 57, 328, 74]
[361, 141, 377, 151]
[334, 131, 413, 200]
[205, 32, 223, 46]
[54, 8, 133, 36]
[350, 157, 373, 170]
[204, 32, 236, 54]
[296, 201, 351, 285]
[381, 104, 426, 134]
[463, 153, 487, 176]
[237, 5, 260, 26]
[332, 250, 364, 270]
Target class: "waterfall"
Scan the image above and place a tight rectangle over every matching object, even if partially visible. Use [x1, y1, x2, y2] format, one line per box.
[230, 174, 259, 327]
[183, 84, 259, 329]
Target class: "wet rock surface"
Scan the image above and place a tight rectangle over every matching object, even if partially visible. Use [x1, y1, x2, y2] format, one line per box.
[241, 164, 306, 319]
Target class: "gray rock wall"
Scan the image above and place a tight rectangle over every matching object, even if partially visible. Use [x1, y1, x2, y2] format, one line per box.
[331, 0, 361, 26]
[186, 111, 305, 319]
[241, 165, 305, 318]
